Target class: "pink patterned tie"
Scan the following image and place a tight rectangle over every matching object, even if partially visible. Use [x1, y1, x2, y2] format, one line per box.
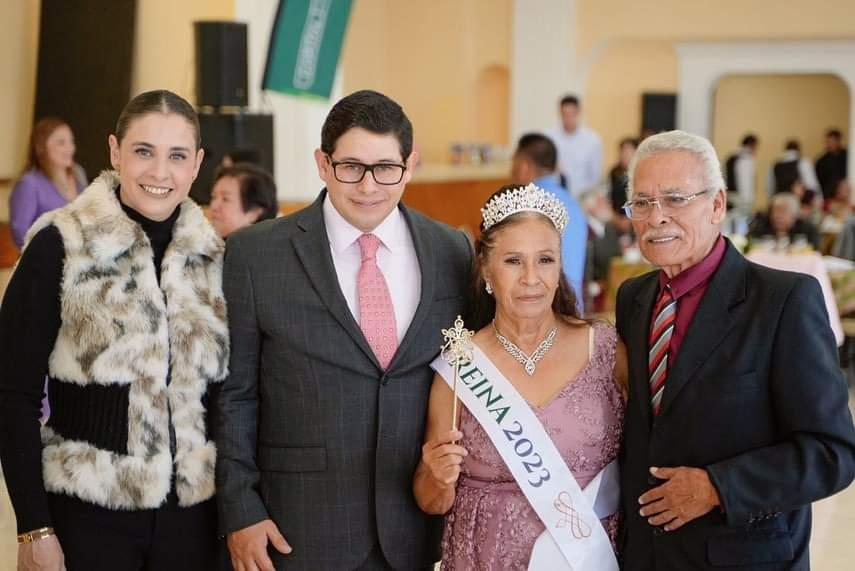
[357, 233, 398, 369]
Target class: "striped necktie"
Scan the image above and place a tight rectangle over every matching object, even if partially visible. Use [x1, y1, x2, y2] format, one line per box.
[648, 285, 676, 416]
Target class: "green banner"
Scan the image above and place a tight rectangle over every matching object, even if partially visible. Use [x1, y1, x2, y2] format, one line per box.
[262, 0, 353, 100]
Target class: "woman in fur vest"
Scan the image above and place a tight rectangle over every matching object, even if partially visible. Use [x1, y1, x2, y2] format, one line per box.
[0, 90, 230, 570]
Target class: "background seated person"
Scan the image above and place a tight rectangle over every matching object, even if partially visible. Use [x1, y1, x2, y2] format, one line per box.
[821, 178, 852, 235]
[580, 188, 624, 313]
[10, 117, 87, 249]
[209, 163, 278, 239]
[749, 191, 820, 251]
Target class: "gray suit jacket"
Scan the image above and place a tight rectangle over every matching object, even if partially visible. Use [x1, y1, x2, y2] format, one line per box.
[215, 192, 472, 570]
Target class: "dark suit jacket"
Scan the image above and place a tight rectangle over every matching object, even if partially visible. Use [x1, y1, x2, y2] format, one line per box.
[215, 192, 472, 570]
[616, 240, 855, 570]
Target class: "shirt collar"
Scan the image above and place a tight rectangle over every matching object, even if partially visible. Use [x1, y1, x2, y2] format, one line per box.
[322, 192, 407, 254]
[658, 235, 726, 300]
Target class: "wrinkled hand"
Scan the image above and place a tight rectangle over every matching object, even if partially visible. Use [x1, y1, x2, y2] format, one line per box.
[638, 466, 721, 531]
[18, 534, 65, 571]
[227, 519, 292, 571]
[421, 430, 468, 487]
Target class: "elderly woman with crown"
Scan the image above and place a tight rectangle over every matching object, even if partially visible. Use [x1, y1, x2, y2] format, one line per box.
[413, 183, 628, 570]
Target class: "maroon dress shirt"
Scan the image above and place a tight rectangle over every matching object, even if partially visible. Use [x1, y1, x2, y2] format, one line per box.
[656, 235, 727, 359]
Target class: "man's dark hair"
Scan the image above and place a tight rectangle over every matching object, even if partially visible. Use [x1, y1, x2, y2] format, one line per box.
[213, 162, 278, 222]
[560, 94, 580, 108]
[827, 128, 843, 140]
[515, 133, 557, 172]
[785, 139, 801, 152]
[320, 90, 413, 161]
[742, 134, 758, 148]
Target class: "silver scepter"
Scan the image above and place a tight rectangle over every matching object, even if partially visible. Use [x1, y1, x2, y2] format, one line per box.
[441, 315, 474, 432]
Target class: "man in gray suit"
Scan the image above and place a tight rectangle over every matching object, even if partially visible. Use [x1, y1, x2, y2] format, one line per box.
[215, 90, 472, 570]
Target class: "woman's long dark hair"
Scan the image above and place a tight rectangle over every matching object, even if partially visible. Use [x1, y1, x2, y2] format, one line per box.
[467, 185, 583, 331]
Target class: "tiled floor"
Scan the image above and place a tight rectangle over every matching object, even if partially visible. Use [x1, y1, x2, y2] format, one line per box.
[1, 420, 854, 570]
[812, 483, 855, 570]
[0, 478, 15, 571]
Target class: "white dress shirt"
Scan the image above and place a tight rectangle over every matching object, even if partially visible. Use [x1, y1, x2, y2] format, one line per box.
[547, 124, 604, 197]
[323, 195, 421, 344]
[734, 149, 756, 209]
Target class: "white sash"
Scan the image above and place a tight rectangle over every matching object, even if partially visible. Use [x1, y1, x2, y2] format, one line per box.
[432, 346, 619, 571]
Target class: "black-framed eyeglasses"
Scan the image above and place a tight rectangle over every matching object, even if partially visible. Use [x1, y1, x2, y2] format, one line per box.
[622, 189, 712, 220]
[326, 156, 406, 185]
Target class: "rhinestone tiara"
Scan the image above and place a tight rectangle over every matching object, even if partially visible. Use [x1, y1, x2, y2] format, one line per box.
[480, 183, 568, 233]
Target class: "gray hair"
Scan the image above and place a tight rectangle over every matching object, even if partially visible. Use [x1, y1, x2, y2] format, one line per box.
[770, 192, 800, 214]
[628, 130, 726, 197]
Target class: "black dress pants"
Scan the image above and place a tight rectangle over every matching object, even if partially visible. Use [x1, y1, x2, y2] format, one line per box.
[47, 492, 227, 571]
[352, 543, 434, 571]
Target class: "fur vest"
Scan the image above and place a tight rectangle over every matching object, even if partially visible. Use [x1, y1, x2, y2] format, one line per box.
[26, 171, 229, 510]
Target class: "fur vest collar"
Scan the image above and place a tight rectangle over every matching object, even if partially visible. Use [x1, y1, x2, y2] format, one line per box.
[29, 171, 229, 510]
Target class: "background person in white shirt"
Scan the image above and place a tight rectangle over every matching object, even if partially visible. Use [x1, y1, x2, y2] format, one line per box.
[724, 133, 758, 212]
[547, 94, 604, 198]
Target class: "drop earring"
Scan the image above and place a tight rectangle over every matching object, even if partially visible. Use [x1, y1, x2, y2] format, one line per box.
[485, 281, 493, 295]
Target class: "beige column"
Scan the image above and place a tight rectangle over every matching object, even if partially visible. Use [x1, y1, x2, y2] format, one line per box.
[510, 0, 579, 140]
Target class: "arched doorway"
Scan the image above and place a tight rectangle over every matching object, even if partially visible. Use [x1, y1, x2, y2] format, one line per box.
[676, 40, 855, 189]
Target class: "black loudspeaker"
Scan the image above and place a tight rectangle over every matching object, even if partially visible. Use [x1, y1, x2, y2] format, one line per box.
[191, 112, 275, 204]
[35, 0, 136, 176]
[641, 93, 677, 134]
[194, 21, 248, 108]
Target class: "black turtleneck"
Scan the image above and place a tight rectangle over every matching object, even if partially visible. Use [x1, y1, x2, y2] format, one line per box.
[118, 187, 181, 282]
[0, 192, 180, 533]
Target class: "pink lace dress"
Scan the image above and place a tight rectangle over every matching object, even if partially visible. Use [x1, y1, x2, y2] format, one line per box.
[440, 321, 625, 570]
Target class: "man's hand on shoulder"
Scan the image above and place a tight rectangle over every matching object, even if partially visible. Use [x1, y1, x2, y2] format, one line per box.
[227, 519, 291, 571]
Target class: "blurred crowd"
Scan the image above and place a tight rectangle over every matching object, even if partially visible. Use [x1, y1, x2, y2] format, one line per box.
[8, 97, 851, 317]
[501, 95, 851, 313]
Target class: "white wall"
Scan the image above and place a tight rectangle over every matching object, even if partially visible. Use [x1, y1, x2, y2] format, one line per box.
[0, 1, 40, 179]
[240, 0, 579, 193]
[510, 0, 578, 139]
[676, 40, 855, 188]
[235, 0, 342, 202]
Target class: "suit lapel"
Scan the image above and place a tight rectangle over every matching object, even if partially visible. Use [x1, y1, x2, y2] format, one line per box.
[630, 275, 660, 426]
[387, 205, 436, 371]
[658, 243, 747, 416]
[291, 192, 381, 369]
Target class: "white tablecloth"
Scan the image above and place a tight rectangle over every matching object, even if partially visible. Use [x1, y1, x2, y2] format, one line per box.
[746, 251, 844, 346]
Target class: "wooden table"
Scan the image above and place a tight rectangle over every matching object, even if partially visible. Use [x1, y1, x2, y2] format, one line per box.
[403, 163, 511, 238]
[747, 251, 844, 345]
[0, 222, 17, 269]
[604, 258, 655, 311]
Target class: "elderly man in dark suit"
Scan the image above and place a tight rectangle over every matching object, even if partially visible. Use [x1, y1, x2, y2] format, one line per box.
[215, 90, 471, 570]
[616, 130, 855, 570]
